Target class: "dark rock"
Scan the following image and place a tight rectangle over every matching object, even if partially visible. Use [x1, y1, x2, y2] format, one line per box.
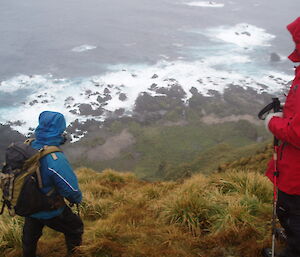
[152, 74, 159, 79]
[65, 96, 75, 102]
[104, 88, 111, 94]
[78, 104, 104, 116]
[149, 83, 158, 91]
[241, 31, 251, 36]
[114, 108, 125, 116]
[155, 85, 186, 99]
[97, 94, 112, 103]
[190, 87, 198, 95]
[163, 78, 177, 83]
[270, 52, 281, 62]
[85, 90, 92, 96]
[119, 93, 127, 101]
[69, 109, 78, 115]
[8, 120, 25, 126]
[29, 100, 38, 106]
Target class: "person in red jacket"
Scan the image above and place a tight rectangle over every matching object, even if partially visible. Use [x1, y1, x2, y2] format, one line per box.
[265, 17, 300, 257]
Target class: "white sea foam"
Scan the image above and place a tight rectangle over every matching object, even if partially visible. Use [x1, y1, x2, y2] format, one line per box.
[71, 45, 97, 52]
[205, 23, 275, 48]
[185, 1, 224, 7]
[0, 55, 292, 137]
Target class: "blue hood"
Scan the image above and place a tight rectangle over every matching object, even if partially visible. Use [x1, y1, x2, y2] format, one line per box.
[32, 111, 66, 148]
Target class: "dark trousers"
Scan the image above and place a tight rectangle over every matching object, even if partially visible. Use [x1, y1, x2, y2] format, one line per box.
[22, 206, 83, 257]
[277, 190, 300, 257]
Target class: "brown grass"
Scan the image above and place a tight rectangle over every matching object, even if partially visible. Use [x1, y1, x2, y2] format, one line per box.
[0, 167, 274, 257]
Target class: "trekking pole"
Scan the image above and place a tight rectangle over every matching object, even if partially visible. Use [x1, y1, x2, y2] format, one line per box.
[271, 98, 281, 257]
[258, 98, 281, 257]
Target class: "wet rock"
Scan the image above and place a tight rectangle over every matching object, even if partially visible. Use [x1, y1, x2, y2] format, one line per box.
[163, 78, 177, 83]
[241, 31, 251, 36]
[119, 93, 127, 101]
[78, 104, 104, 116]
[104, 88, 111, 94]
[29, 100, 38, 106]
[270, 52, 281, 62]
[8, 120, 25, 126]
[85, 89, 92, 95]
[97, 94, 112, 103]
[69, 109, 78, 115]
[149, 83, 158, 91]
[114, 108, 125, 116]
[155, 85, 186, 99]
[190, 87, 198, 95]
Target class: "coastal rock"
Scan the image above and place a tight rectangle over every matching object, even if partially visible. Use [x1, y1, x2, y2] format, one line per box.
[97, 94, 112, 104]
[270, 52, 281, 62]
[119, 93, 127, 101]
[79, 104, 104, 116]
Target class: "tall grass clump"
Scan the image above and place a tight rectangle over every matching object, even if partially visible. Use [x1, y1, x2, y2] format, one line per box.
[0, 166, 274, 257]
[0, 215, 23, 255]
[160, 170, 272, 256]
[211, 170, 272, 203]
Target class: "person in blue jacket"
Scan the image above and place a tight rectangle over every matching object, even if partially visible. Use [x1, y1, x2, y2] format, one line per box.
[22, 111, 83, 257]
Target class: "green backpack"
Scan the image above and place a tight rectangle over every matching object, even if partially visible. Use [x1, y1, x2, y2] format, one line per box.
[0, 139, 65, 217]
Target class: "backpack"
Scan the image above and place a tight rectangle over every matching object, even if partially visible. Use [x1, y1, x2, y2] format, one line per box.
[0, 139, 65, 217]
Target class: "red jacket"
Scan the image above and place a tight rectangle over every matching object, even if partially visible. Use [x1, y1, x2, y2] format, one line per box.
[266, 17, 300, 195]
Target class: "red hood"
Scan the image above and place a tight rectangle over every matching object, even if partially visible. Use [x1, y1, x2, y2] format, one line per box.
[287, 17, 300, 62]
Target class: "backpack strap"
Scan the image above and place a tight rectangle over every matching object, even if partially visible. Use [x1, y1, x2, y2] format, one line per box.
[24, 138, 35, 145]
[39, 146, 62, 159]
[22, 146, 62, 188]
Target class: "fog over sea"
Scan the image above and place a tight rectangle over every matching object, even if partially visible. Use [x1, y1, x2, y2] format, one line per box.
[0, 0, 299, 136]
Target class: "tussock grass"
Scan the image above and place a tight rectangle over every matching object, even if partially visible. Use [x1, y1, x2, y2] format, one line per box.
[0, 167, 274, 257]
[0, 215, 23, 256]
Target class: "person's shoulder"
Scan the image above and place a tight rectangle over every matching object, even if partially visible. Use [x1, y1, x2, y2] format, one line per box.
[43, 150, 71, 167]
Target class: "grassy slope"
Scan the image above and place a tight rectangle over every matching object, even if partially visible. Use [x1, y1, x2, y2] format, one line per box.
[1, 156, 277, 257]
[71, 120, 270, 180]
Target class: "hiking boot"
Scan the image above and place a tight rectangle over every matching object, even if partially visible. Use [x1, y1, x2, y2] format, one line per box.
[261, 248, 286, 257]
[262, 248, 273, 257]
[275, 228, 288, 243]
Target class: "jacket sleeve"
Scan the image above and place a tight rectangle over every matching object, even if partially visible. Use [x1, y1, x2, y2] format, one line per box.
[268, 84, 300, 148]
[47, 152, 82, 204]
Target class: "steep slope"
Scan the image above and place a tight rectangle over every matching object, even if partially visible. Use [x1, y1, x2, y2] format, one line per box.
[0, 161, 277, 257]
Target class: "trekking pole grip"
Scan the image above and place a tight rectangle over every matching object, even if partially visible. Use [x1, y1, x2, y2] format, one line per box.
[272, 98, 280, 147]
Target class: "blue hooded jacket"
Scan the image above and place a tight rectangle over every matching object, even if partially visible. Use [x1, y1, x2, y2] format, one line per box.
[30, 111, 82, 219]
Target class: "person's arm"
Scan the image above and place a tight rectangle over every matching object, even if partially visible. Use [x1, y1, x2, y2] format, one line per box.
[48, 153, 82, 204]
[268, 83, 300, 148]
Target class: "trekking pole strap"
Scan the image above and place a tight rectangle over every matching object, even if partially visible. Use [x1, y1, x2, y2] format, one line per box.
[258, 98, 281, 121]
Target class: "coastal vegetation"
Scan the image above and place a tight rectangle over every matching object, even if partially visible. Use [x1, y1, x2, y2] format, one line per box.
[0, 147, 277, 257]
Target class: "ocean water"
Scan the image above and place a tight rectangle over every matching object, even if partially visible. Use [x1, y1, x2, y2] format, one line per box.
[0, 0, 299, 135]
